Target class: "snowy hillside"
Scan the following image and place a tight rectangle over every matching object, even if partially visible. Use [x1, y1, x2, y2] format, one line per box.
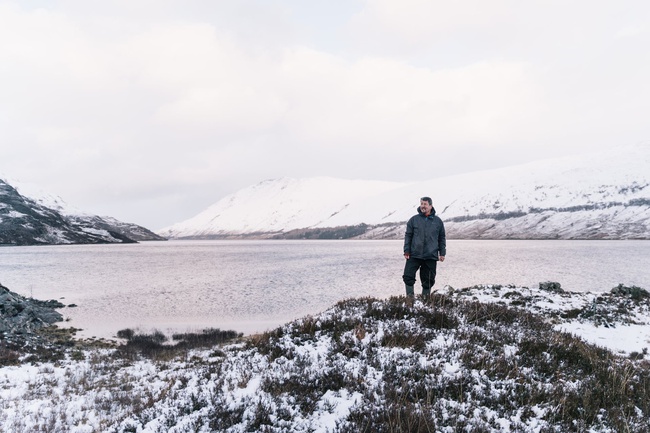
[158, 177, 409, 238]
[159, 143, 650, 240]
[0, 177, 164, 245]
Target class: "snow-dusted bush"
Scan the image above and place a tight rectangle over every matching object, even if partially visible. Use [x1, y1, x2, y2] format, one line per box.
[2, 289, 650, 432]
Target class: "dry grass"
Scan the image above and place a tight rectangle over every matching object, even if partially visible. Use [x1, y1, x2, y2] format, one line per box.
[2, 294, 649, 432]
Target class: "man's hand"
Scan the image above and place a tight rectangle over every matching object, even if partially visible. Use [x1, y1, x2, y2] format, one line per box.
[439, 255, 445, 262]
[404, 253, 410, 260]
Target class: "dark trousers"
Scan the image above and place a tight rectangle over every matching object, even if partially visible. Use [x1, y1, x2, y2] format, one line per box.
[403, 258, 437, 293]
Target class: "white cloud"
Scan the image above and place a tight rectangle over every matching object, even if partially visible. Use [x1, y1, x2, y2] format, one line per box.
[281, 53, 541, 149]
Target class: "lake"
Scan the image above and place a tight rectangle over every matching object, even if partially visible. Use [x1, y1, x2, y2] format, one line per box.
[1, 239, 649, 339]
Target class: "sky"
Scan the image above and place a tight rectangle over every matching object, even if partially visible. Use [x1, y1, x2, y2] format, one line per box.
[1, 0, 649, 230]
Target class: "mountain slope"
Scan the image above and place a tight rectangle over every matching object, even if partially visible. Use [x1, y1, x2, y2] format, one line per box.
[158, 177, 408, 239]
[159, 143, 650, 240]
[0, 178, 165, 246]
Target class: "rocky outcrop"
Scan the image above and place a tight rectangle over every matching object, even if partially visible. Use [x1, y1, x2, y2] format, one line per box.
[0, 283, 63, 332]
[0, 283, 65, 353]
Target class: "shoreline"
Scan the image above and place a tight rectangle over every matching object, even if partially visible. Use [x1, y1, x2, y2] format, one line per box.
[3, 280, 650, 364]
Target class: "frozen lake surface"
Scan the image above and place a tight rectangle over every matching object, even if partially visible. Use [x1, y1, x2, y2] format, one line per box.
[1, 239, 649, 339]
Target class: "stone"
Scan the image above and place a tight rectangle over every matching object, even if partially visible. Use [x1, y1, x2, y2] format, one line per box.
[0, 283, 64, 347]
[539, 281, 564, 293]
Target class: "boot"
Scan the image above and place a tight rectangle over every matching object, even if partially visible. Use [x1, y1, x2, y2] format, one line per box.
[405, 284, 415, 306]
[421, 288, 431, 303]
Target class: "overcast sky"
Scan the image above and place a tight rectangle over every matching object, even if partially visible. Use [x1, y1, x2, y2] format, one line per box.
[1, 0, 649, 230]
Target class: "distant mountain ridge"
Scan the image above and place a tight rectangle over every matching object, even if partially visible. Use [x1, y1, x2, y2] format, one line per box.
[0, 177, 164, 246]
[159, 143, 650, 240]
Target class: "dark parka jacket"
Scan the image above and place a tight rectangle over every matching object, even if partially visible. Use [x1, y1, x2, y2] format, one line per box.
[403, 207, 447, 260]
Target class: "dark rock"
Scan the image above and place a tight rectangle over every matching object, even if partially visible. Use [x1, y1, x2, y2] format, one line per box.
[539, 281, 564, 293]
[0, 282, 64, 349]
[611, 284, 650, 300]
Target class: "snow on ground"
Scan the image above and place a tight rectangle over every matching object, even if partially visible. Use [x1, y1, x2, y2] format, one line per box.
[440, 283, 650, 357]
[1, 283, 649, 432]
[560, 322, 650, 355]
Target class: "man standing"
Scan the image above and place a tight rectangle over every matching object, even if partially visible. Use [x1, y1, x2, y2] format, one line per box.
[403, 196, 446, 301]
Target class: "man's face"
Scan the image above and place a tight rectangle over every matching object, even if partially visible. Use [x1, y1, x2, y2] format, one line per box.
[420, 200, 432, 215]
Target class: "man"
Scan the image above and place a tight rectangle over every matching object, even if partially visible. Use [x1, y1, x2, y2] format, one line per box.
[403, 196, 446, 301]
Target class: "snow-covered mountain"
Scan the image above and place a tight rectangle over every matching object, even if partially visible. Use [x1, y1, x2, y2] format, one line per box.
[0, 177, 165, 246]
[159, 143, 650, 240]
[158, 177, 410, 238]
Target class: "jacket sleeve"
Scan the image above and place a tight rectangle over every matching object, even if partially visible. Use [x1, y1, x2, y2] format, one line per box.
[438, 219, 447, 257]
[403, 218, 413, 253]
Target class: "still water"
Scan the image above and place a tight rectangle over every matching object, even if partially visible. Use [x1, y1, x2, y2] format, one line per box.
[1, 240, 649, 339]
